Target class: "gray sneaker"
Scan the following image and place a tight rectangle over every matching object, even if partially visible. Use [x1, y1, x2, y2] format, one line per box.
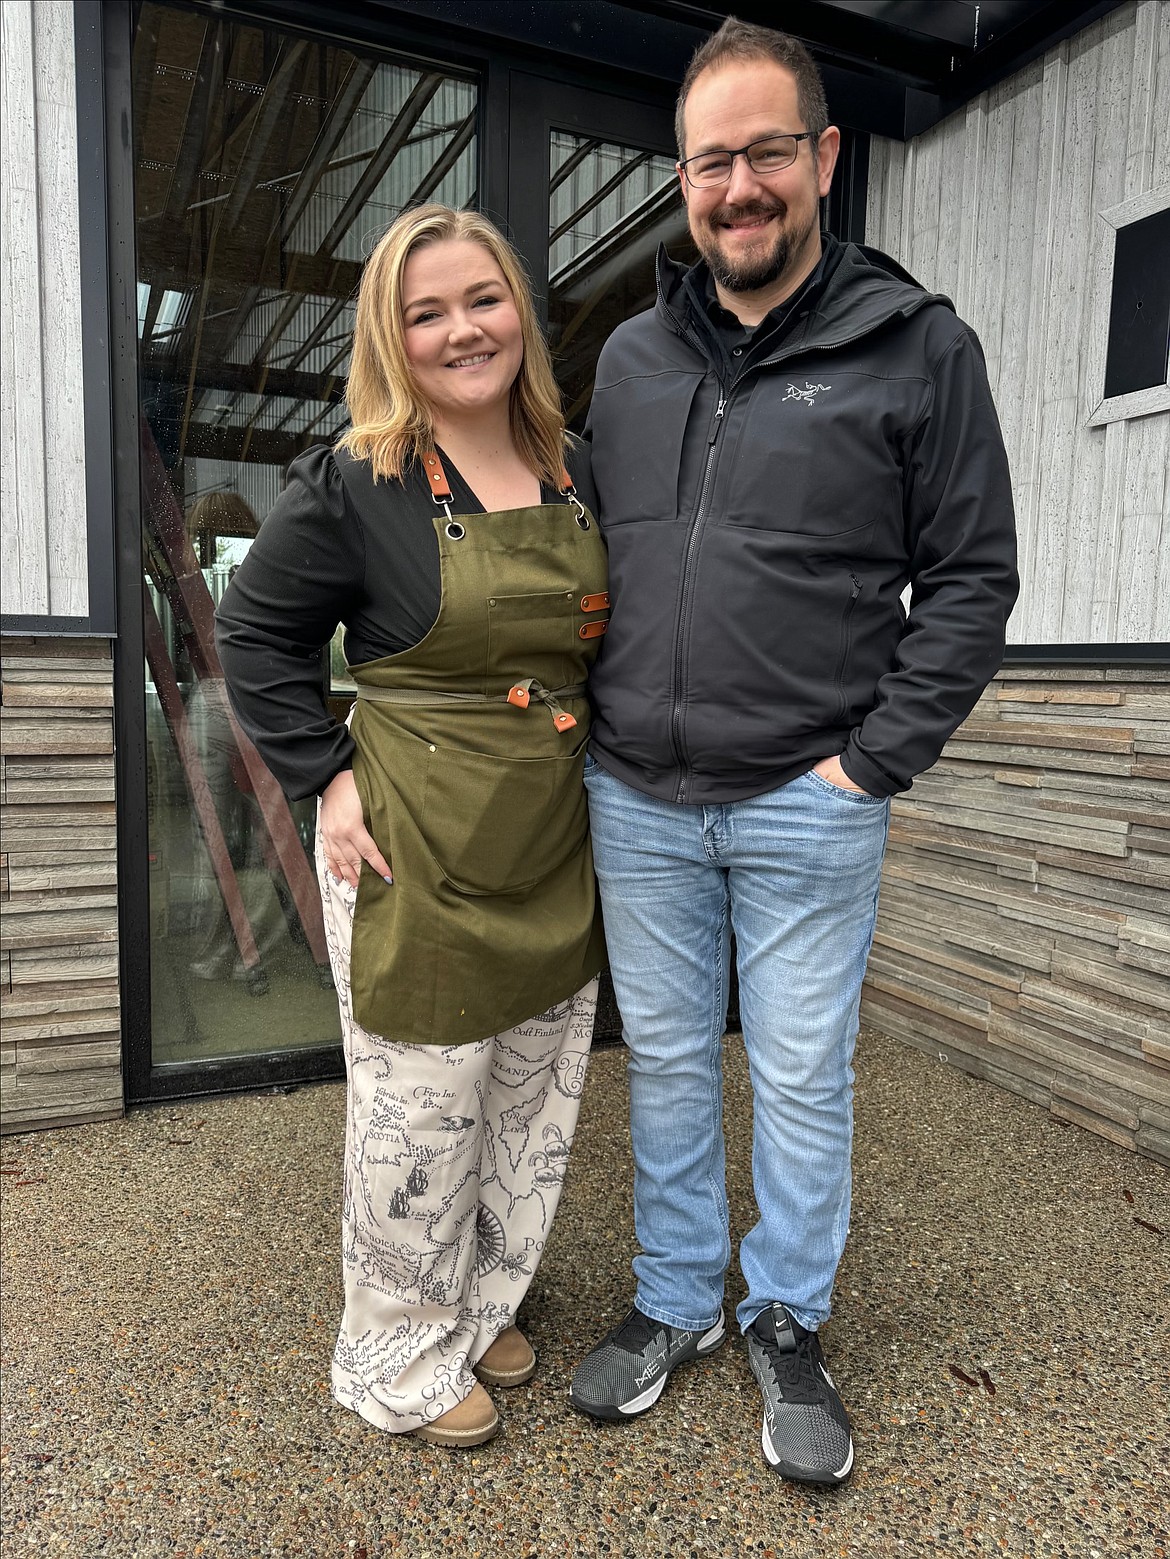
[745, 1303, 854, 1484]
[570, 1304, 726, 1420]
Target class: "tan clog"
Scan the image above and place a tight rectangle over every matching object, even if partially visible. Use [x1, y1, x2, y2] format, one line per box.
[473, 1326, 537, 1387]
[411, 1382, 499, 1447]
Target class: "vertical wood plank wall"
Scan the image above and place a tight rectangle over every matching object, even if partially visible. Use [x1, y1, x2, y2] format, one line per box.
[0, 0, 88, 619]
[0, 639, 123, 1131]
[866, 0, 1169, 646]
[864, 0, 1169, 1163]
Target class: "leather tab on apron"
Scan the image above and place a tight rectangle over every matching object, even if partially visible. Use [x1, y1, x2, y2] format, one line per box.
[423, 451, 453, 503]
[507, 677, 583, 731]
[579, 620, 608, 639]
[580, 592, 610, 612]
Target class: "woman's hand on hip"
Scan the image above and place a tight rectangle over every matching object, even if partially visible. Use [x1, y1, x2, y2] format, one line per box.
[320, 769, 393, 888]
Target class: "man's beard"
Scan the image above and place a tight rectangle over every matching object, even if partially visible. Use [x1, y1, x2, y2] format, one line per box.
[693, 199, 817, 294]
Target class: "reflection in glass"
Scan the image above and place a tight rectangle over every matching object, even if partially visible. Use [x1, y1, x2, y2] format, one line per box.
[133, 4, 477, 1064]
[547, 132, 697, 428]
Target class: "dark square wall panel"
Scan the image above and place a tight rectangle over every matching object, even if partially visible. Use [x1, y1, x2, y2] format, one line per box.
[1103, 207, 1170, 400]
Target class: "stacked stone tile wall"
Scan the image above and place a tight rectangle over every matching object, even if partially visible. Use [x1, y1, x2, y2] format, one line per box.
[0, 638, 122, 1132]
[863, 666, 1170, 1167]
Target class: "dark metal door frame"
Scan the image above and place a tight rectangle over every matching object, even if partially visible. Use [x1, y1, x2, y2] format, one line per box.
[505, 72, 680, 323]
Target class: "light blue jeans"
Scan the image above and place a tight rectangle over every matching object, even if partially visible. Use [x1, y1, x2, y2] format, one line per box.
[584, 755, 890, 1335]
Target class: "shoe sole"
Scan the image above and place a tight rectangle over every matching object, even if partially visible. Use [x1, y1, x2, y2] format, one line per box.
[474, 1354, 537, 1387]
[761, 1420, 854, 1485]
[412, 1411, 500, 1448]
[568, 1318, 727, 1422]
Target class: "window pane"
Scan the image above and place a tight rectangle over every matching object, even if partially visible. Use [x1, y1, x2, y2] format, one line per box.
[133, 3, 478, 1065]
[547, 131, 696, 429]
[1104, 207, 1170, 400]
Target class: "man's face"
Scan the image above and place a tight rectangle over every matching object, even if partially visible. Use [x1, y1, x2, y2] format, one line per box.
[678, 59, 838, 295]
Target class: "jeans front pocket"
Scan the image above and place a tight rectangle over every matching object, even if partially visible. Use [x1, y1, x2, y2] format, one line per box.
[802, 768, 887, 806]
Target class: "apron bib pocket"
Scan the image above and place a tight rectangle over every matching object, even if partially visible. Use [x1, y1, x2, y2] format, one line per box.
[487, 590, 577, 692]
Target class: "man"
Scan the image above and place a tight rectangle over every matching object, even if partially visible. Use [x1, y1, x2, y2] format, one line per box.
[569, 18, 1018, 1485]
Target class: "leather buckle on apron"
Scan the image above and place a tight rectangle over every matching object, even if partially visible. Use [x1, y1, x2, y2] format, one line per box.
[580, 593, 610, 612]
[578, 621, 607, 640]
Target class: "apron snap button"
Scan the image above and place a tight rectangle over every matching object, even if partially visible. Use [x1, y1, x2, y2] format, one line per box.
[428, 744, 436, 753]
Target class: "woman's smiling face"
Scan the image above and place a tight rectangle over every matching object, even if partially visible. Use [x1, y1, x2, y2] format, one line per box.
[400, 238, 524, 431]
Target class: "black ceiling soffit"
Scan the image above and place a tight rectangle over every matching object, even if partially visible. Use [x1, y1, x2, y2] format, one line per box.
[343, 0, 1125, 139]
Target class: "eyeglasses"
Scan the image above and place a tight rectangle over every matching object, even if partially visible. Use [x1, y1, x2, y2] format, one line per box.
[678, 133, 815, 188]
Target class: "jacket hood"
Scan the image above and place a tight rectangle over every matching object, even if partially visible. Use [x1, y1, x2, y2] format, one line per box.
[655, 236, 954, 353]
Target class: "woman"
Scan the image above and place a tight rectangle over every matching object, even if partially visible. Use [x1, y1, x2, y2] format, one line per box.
[216, 205, 607, 1449]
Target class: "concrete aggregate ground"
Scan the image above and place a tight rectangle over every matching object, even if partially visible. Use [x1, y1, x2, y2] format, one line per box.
[1, 1030, 1166, 1559]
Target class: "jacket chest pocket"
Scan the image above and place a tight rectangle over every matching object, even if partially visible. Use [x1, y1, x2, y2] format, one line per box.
[590, 373, 702, 526]
[721, 373, 905, 538]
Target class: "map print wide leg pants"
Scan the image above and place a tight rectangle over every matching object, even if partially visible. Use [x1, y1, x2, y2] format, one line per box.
[316, 836, 596, 1434]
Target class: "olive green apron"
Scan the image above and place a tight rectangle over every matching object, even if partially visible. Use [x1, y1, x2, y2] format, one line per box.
[344, 457, 609, 1045]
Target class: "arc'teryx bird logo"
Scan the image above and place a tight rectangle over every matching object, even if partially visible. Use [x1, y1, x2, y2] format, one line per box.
[783, 381, 832, 406]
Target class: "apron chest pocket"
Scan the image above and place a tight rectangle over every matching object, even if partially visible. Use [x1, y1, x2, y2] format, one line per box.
[487, 591, 577, 688]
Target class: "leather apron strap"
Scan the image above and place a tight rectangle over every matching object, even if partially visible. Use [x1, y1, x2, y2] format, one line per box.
[423, 449, 588, 524]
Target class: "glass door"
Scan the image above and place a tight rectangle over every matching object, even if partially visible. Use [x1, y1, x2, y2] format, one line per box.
[130, 3, 479, 1079]
[507, 76, 697, 431]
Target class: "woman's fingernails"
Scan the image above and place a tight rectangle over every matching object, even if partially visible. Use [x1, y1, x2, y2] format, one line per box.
[383, 875, 394, 884]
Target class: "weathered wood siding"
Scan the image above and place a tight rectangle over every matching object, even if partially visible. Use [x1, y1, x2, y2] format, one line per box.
[863, 1, 1169, 1159]
[863, 668, 1169, 1165]
[0, 0, 88, 620]
[1, 639, 122, 1132]
[866, 0, 1169, 646]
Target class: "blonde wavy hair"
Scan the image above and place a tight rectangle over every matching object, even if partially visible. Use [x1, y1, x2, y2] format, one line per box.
[338, 205, 567, 484]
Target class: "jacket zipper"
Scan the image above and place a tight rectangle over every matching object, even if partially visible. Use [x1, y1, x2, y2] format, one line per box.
[669, 389, 726, 803]
[834, 571, 862, 725]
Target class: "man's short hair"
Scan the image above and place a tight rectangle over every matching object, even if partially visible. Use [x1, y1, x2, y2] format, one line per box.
[675, 17, 829, 158]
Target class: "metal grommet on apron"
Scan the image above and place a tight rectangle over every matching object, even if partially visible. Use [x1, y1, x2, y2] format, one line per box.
[340, 448, 609, 1047]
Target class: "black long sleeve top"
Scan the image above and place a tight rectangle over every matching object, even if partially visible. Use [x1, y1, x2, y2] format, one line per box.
[215, 440, 597, 801]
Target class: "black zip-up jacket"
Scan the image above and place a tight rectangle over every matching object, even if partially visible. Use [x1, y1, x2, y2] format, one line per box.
[584, 240, 1019, 803]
